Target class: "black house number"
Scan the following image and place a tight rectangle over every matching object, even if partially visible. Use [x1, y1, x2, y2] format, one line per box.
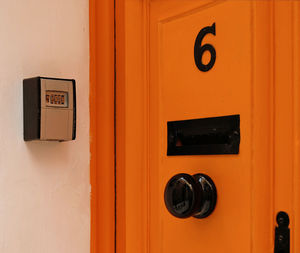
[194, 23, 216, 72]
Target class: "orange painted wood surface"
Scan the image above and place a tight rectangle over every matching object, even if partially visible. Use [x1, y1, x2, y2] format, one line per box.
[90, 0, 115, 252]
[115, 1, 300, 253]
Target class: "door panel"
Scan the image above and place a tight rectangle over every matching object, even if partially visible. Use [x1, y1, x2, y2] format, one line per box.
[115, 1, 297, 253]
[150, 1, 267, 253]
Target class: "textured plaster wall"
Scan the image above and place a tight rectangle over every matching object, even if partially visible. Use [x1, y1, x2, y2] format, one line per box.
[0, 0, 90, 252]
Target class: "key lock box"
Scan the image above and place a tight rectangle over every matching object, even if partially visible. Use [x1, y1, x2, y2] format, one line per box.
[23, 77, 76, 141]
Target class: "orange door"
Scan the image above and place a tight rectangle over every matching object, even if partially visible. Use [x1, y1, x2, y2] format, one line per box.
[115, 1, 300, 253]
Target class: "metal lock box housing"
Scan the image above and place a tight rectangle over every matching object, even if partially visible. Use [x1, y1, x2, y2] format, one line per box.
[23, 77, 76, 141]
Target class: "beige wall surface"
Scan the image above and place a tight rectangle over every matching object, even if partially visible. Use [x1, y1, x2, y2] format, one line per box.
[0, 0, 90, 252]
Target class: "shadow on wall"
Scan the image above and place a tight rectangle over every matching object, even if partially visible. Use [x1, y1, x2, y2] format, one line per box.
[24, 140, 75, 173]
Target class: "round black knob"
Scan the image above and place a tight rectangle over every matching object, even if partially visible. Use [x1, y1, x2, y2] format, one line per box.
[164, 173, 217, 219]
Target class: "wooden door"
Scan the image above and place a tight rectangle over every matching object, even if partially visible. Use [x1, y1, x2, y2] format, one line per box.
[115, 1, 300, 253]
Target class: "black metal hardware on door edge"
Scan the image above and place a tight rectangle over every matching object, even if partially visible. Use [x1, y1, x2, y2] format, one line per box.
[164, 173, 217, 219]
[275, 212, 290, 253]
[167, 115, 240, 156]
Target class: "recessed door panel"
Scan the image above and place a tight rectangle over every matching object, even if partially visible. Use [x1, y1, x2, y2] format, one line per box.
[149, 1, 270, 253]
[116, 1, 276, 253]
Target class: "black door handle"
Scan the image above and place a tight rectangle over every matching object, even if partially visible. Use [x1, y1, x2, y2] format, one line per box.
[164, 173, 217, 219]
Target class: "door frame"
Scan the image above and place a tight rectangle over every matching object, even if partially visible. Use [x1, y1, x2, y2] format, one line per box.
[115, 0, 150, 252]
[90, 0, 115, 252]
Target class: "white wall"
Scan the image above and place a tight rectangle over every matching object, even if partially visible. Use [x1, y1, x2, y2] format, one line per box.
[0, 0, 90, 252]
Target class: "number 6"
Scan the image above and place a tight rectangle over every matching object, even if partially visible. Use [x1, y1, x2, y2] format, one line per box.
[194, 23, 216, 72]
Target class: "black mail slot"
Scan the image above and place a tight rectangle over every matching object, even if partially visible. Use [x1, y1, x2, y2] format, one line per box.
[167, 115, 240, 155]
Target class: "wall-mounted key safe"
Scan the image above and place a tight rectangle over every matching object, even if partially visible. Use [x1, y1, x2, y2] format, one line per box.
[23, 77, 76, 141]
